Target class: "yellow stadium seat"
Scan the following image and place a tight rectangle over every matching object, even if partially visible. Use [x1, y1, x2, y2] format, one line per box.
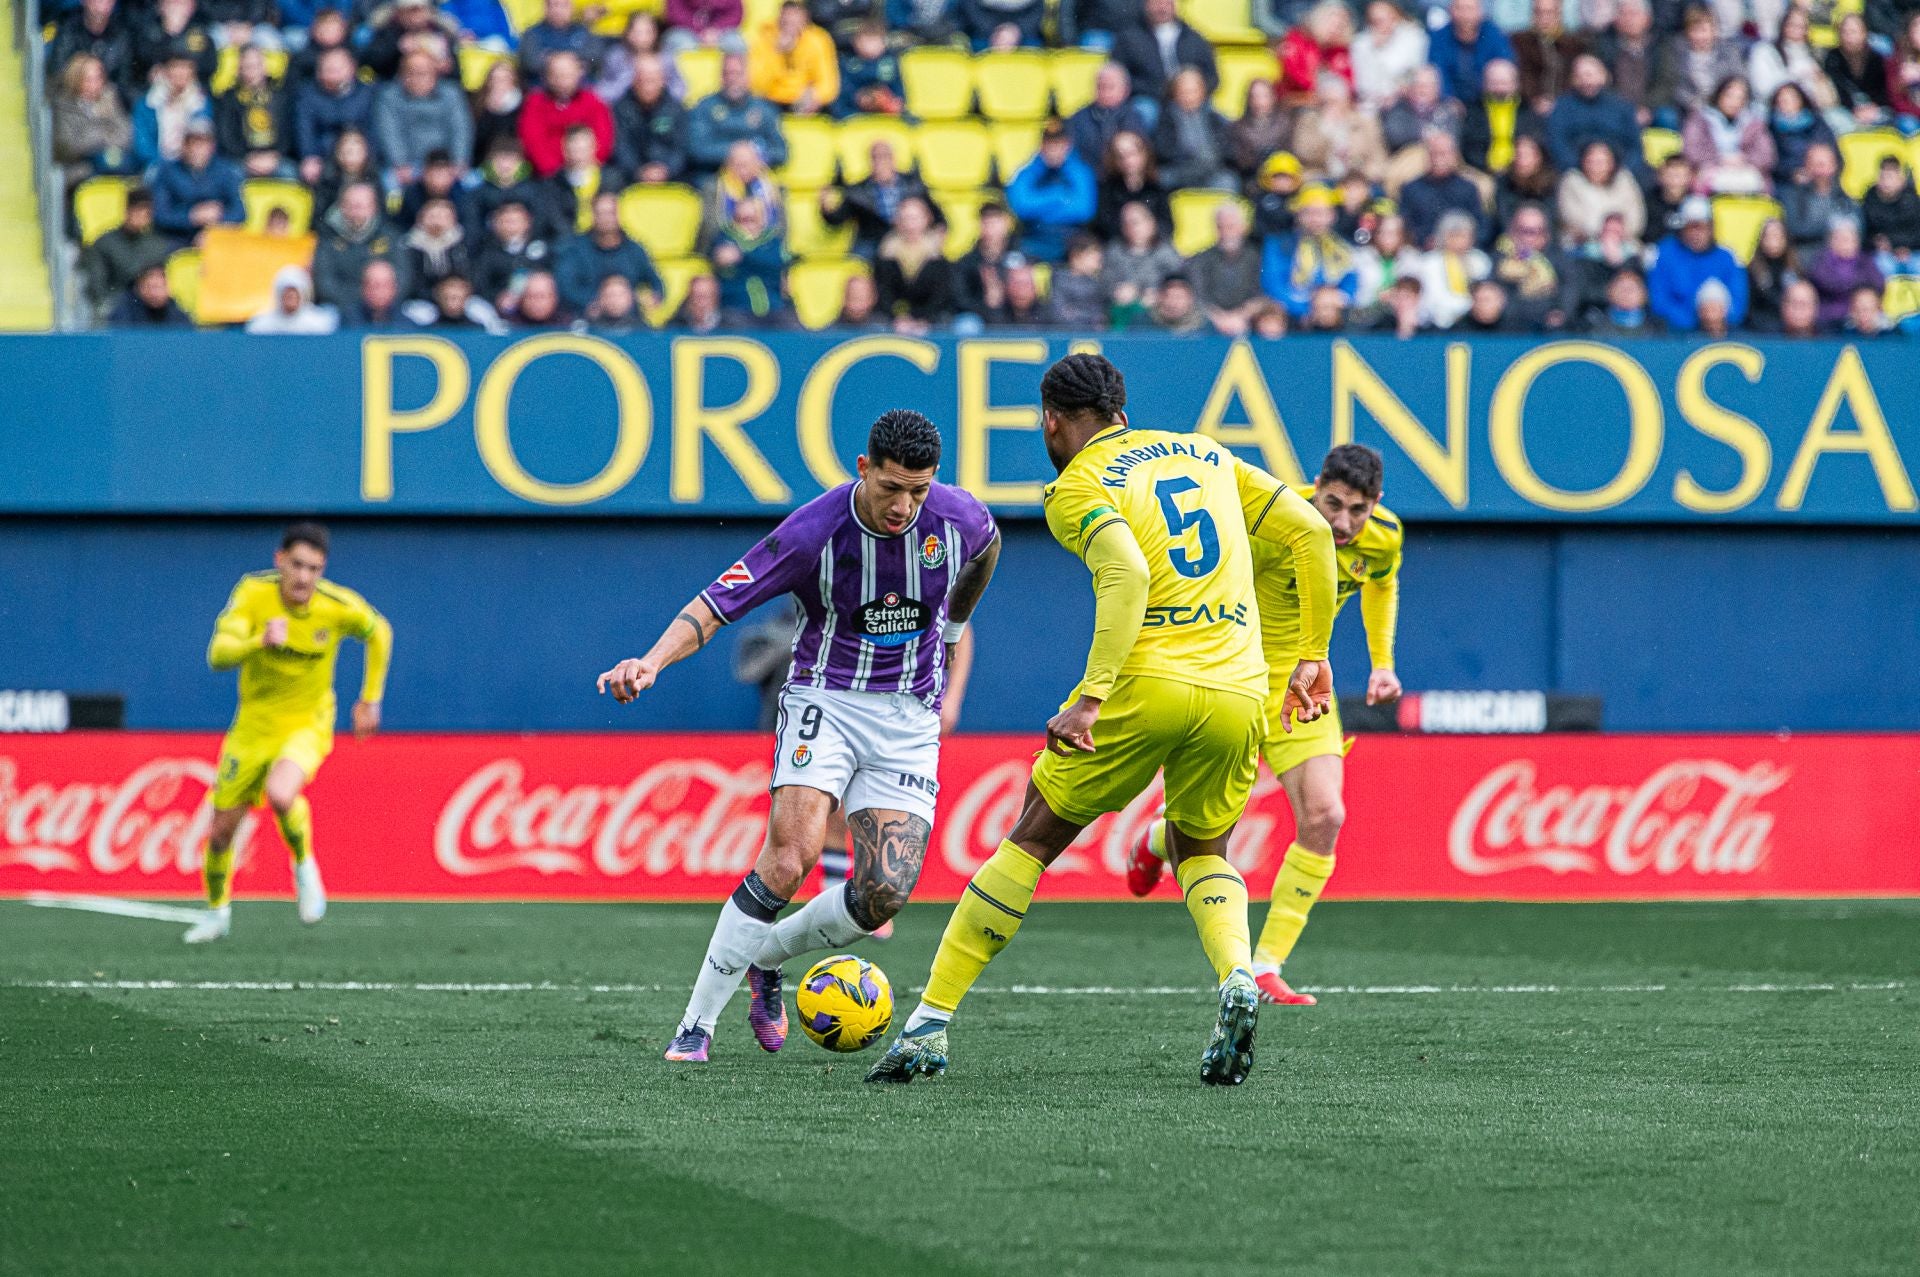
[1048, 48, 1105, 117]
[592, 0, 666, 37]
[786, 190, 857, 257]
[1212, 47, 1277, 118]
[243, 179, 314, 236]
[1641, 127, 1682, 168]
[1711, 194, 1780, 265]
[196, 227, 316, 325]
[618, 183, 703, 258]
[742, 0, 783, 35]
[459, 45, 511, 92]
[1170, 188, 1253, 256]
[975, 51, 1051, 122]
[837, 114, 914, 183]
[989, 120, 1043, 182]
[1839, 129, 1905, 198]
[72, 175, 131, 245]
[932, 186, 993, 259]
[165, 248, 202, 323]
[1883, 273, 1920, 320]
[1181, 0, 1264, 44]
[644, 255, 711, 326]
[778, 114, 839, 188]
[678, 46, 724, 103]
[1809, 0, 1861, 47]
[789, 256, 870, 329]
[500, 0, 545, 33]
[901, 47, 974, 121]
[914, 120, 993, 189]
[1031, 261, 1051, 296]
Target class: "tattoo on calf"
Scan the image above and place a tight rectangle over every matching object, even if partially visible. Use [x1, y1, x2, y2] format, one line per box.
[847, 811, 932, 931]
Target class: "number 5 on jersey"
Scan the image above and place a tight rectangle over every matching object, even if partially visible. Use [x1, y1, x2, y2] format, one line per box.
[1155, 477, 1221, 579]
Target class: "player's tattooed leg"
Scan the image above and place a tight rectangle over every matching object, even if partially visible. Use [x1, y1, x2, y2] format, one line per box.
[847, 810, 932, 929]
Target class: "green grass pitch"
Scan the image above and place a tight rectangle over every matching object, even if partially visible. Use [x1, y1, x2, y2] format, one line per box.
[3, 898, 1916, 1276]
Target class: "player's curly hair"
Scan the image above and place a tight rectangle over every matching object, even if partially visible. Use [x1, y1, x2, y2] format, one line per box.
[867, 409, 942, 471]
[1318, 443, 1384, 499]
[281, 521, 331, 555]
[1039, 353, 1127, 424]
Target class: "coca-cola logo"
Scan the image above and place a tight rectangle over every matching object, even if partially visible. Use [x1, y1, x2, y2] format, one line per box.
[0, 756, 258, 876]
[1449, 759, 1790, 877]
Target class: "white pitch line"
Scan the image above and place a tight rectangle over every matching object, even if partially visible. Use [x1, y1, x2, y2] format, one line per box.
[22, 893, 209, 925]
[2, 979, 1906, 996]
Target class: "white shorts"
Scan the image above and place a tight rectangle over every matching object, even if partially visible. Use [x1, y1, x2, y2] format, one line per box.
[769, 685, 942, 824]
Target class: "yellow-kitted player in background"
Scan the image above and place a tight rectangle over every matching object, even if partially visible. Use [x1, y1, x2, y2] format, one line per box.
[866, 353, 1337, 1088]
[187, 522, 392, 945]
[1130, 444, 1404, 1006]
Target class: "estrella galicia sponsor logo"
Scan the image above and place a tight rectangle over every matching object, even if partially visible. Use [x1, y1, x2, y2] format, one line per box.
[920, 534, 947, 568]
[792, 744, 812, 767]
[1141, 601, 1250, 629]
[856, 592, 932, 647]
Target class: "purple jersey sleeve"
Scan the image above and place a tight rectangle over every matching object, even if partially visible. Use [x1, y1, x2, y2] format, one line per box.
[954, 489, 1000, 563]
[697, 501, 833, 624]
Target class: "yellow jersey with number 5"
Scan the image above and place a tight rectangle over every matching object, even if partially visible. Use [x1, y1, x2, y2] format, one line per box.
[1044, 426, 1325, 701]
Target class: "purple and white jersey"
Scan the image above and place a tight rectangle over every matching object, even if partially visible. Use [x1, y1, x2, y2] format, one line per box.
[698, 482, 998, 711]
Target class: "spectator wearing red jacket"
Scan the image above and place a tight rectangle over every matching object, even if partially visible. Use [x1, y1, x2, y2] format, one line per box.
[519, 50, 613, 177]
[1280, 1, 1354, 100]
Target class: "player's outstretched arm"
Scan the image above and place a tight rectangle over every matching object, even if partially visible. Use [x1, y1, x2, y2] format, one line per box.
[1361, 573, 1403, 705]
[597, 596, 723, 704]
[1049, 519, 1150, 755]
[353, 608, 394, 738]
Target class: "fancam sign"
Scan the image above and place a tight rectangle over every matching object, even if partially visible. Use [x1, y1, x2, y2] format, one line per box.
[2, 733, 1914, 902]
[3, 334, 1917, 522]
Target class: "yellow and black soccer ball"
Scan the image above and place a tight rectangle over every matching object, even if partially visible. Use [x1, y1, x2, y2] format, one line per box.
[795, 954, 893, 1052]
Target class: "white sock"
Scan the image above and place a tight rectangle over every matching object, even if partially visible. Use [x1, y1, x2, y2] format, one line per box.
[820, 845, 851, 885]
[754, 884, 868, 970]
[903, 999, 950, 1034]
[1148, 818, 1169, 863]
[1252, 962, 1279, 978]
[679, 899, 775, 1034]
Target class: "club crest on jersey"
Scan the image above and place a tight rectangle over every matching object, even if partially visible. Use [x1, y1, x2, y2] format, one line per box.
[856, 593, 932, 647]
[313, 628, 329, 643]
[920, 535, 947, 568]
[718, 560, 754, 588]
[792, 744, 812, 767]
[1348, 556, 1368, 577]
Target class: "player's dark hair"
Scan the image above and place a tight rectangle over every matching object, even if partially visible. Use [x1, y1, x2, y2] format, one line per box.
[282, 521, 331, 556]
[867, 409, 942, 472]
[1040, 353, 1127, 424]
[1318, 444, 1384, 499]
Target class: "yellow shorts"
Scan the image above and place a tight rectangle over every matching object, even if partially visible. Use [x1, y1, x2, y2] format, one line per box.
[212, 724, 331, 811]
[1261, 691, 1351, 778]
[1031, 675, 1264, 840]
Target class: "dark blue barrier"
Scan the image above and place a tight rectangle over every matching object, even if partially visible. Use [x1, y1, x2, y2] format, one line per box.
[3, 333, 1917, 523]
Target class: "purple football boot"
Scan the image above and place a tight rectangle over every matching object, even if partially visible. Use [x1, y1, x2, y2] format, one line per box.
[746, 965, 788, 1052]
[663, 1024, 711, 1063]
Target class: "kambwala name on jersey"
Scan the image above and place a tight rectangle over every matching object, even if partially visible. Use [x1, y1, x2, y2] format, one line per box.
[856, 594, 932, 647]
[1099, 439, 1223, 487]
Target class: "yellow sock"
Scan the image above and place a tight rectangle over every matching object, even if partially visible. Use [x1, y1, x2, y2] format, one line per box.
[1175, 854, 1251, 983]
[1253, 843, 1336, 970]
[921, 841, 1045, 1016]
[202, 842, 235, 909]
[278, 796, 313, 866]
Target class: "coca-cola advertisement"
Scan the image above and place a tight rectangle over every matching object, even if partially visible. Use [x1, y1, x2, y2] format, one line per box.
[1, 733, 1915, 901]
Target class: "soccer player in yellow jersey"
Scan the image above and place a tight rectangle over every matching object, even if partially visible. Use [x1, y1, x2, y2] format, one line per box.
[186, 522, 393, 944]
[1129, 444, 1403, 1005]
[867, 354, 1338, 1087]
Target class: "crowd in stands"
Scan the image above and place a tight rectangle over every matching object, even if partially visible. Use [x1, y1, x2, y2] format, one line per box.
[46, 0, 1920, 336]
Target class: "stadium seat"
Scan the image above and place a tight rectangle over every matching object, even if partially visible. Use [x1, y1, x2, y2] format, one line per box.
[900, 47, 975, 121]
[164, 248, 201, 323]
[195, 226, 316, 325]
[617, 183, 703, 258]
[989, 120, 1043, 183]
[1808, 0, 1860, 46]
[1180, 0, 1264, 45]
[1838, 129, 1905, 198]
[1170, 188, 1252, 256]
[1711, 194, 1780, 265]
[914, 120, 993, 189]
[500, 0, 545, 32]
[1640, 127, 1681, 168]
[1212, 47, 1278, 118]
[975, 51, 1051, 121]
[789, 256, 870, 329]
[1031, 261, 1051, 297]
[678, 46, 724, 103]
[1884, 274, 1920, 321]
[786, 190, 857, 257]
[644, 255, 711, 326]
[243, 179, 314, 236]
[742, 0, 783, 34]
[778, 114, 839, 188]
[1048, 48, 1105, 118]
[72, 175, 131, 245]
[592, 0, 665, 37]
[932, 186, 992, 259]
[459, 46, 511, 92]
[837, 115, 914, 183]
[210, 45, 288, 94]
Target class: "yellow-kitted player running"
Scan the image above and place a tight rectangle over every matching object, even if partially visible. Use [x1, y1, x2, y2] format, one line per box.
[1130, 444, 1403, 1005]
[186, 522, 393, 945]
[866, 354, 1337, 1088]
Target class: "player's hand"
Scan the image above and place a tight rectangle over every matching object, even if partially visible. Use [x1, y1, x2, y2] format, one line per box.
[1045, 695, 1101, 755]
[262, 617, 289, 649]
[597, 658, 658, 704]
[1279, 660, 1333, 734]
[352, 700, 381, 739]
[1366, 667, 1403, 706]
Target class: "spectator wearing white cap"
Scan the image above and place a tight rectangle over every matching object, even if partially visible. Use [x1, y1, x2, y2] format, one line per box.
[1646, 195, 1748, 331]
[247, 265, 341, 333]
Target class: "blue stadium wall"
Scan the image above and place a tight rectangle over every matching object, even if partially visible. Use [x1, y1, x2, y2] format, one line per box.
[2, 331, 1916, 733]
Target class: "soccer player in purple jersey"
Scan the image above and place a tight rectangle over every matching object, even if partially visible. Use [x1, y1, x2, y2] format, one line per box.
[597, 410, 1002, 1064]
